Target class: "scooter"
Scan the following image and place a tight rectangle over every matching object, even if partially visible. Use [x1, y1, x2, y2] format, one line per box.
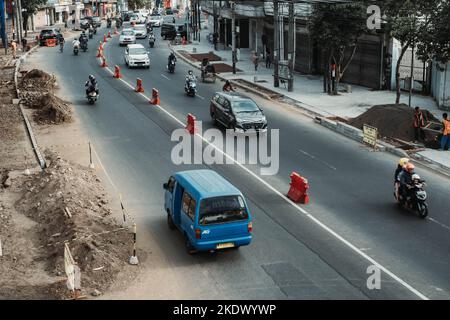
[185, 79, 197, 97]
[87, 90, 98, 105]
[73, 45, 79, 55]
[107, 19, 112, 28]
[80, 40, 88, 52]
[149, 36, 155, 48]
[168, 60, 176, 73]
[394, 177, 428, 219]
[88, 29, 94, 39]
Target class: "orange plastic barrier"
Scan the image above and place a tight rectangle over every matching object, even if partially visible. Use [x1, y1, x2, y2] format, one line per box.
[287, 172, 310, 204]
[186, 113, 197, 135]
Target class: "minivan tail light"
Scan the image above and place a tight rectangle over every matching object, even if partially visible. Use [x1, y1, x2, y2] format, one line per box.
[248, 222, 253, 233]
[195, 228, 201, 239]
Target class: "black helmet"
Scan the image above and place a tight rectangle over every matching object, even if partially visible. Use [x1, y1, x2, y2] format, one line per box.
[89, 75, 95, 82]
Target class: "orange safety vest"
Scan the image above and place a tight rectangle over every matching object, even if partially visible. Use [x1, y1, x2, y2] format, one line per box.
[444, 119, 450, 136]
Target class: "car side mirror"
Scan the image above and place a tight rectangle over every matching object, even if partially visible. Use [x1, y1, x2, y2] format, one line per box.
[163, 183, 168, 190]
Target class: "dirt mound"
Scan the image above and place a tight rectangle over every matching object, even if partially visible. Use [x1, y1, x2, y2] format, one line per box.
[1, 151, 139, 299]
[32, 93, 72, 124]
[349, 104, 440, 143]
[20, 69, 56, 91]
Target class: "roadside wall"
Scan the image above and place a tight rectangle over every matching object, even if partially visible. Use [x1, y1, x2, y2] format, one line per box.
[431, 61, 450, 110]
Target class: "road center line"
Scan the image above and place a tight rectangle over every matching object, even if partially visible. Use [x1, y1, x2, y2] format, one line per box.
[98, 50, 429, 300]
[160, 74, 170, 80]
[299, 149, 337, 171]
[428, 217, 450, 231]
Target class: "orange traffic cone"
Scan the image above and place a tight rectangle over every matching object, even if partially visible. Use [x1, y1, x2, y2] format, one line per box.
[114, 27, 119, 35]
[107, 31, 112, 38]
[113, 65, 122, 78]
[101, 57, 108, 68]
[103, 35, 108, 43]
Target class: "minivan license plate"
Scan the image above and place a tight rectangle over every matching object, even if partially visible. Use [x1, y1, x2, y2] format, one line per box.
[216, 242, 234, 249]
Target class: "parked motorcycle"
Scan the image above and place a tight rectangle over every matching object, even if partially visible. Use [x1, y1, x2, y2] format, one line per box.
[394, 174, 428, 219]
[168, 60, 176, 73]
[185, 79, 197, 97]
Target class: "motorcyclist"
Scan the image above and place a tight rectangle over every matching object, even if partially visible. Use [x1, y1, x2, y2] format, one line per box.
[168, 51, 177, 67]
[58, 34, 65, 52]
[72, 38, 80, 50]
[223, 80, 235, 92]
[398, 162, 415, 203]
[185, 70, 196, 88]
[148, 32, 156, 45]
[85, 75, 99, 97]
[394, 157, 409, 200]
[107, 17, 112, 28]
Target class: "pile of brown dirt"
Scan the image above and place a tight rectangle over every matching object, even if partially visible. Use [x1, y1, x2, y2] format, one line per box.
[349, 104, 440, 142]
[20, 69, 56, 91]
[32, 93, 72, 124]
[0, 151, 138, 299]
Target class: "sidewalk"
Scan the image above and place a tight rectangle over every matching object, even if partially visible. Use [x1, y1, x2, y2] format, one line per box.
[171, 27, 450, 174]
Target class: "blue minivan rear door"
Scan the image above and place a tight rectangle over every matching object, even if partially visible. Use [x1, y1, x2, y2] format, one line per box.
[197, 195, 250, 241]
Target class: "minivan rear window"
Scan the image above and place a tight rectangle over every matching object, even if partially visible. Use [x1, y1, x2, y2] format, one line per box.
[199, 196, 248, 225]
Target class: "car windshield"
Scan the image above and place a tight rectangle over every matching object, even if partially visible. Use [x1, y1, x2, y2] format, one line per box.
[122, 30, 134, 35]
[232, 99, 260, 113]
[93, 17, 100, 21]
[198, 196, 248, 225]
[134, 25, 145, 30]
[129, 47, 147, 55]
[150, 14, 160, 17]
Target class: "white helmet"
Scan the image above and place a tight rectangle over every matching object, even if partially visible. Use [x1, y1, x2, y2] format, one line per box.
[412, 174, 421, 181]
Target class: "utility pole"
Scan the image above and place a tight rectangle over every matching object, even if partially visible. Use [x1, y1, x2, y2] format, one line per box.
[287, 0, 294, 92]
[409, 12, 417, 107]
[197, 0, 201, 42]
[273, 0, 279, 87]
[231, 1, 236, 74]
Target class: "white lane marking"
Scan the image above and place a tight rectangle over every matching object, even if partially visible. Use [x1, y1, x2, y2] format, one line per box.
[161, 74, 170, 80]
[97, 49, 429, 300]
[428, 217, 450, 231]
[196, 94, 205, 100]
[91, 142, 119, 192]
[299, 149, 337, 171]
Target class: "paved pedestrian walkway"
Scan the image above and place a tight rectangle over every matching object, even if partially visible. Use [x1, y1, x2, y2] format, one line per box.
[171, 27, 450, 173]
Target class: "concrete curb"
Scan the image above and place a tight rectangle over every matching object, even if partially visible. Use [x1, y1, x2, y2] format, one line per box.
[14, 45, 47, 169]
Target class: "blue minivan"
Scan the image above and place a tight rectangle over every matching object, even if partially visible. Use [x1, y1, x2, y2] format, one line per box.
[163, 170, 253, 253]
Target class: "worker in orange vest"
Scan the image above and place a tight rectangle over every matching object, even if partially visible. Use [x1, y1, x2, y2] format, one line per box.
[441, 113, 450, 151]
[413, 106, 428, 143]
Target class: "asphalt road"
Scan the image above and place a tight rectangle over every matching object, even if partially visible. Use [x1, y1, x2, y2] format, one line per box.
[28, 25, 450, 299]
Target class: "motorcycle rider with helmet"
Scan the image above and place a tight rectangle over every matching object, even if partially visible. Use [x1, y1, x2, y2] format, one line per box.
[394, 158, 409, 200]
[168, 51, 177, 67]
[85, 75, 99, 97]
[398, 162, 416, 203]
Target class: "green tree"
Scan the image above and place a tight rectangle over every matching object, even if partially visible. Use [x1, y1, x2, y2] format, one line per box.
[22, 0, 47, 37]
[128, 0, 150, 11]
[416, 0, 450, 65]
[309, 1, 367, 95]
[379, 0, 439, 103]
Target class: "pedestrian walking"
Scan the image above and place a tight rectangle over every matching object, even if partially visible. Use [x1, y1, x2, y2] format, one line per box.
[440, 113, 450, 151]
[265, 47, 271, 68]
[252, 51, 259, 72]
[413, 106, 428, 143]
[10, 40, 17, 59]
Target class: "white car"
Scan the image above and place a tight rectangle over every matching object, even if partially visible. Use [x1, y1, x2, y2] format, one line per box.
[129, 14, 141, 24]
[119, 29, 136, 46]
[133, 24, 147, 38]
[148, 14, 164, 27]
[124, 44, 150, 68]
